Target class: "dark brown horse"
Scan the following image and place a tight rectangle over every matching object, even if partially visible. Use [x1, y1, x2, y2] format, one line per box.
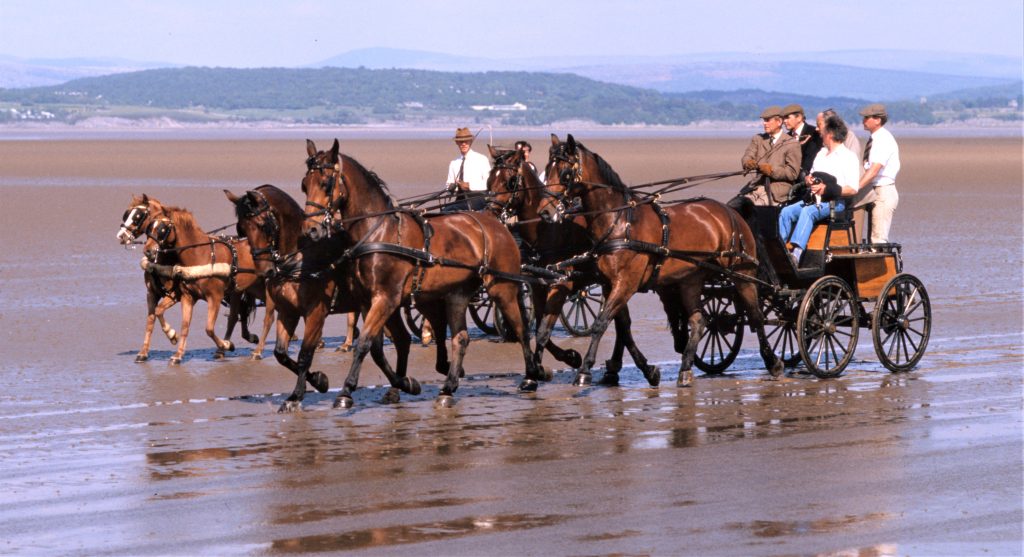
[540, 134, 783, 385]
[226, 184, 416, 412]
[485, 146, 660, 386]
[302, 139, 542, 407]
[118, 194, 270, 362]
[143, 202, 271, 364]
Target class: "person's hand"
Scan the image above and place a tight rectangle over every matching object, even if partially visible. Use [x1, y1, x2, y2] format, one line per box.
[757, 163, 773, 176]
[810, 181, 826, 196]
[445, 183, 457, 193]
[456, 180, 470, 191]
[742, 159, 757, 171]
[804, 174, 816, 185]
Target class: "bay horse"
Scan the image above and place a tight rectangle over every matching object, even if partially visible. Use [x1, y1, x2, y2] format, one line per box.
[118, 194, 269, 362]
[540, 134, 783, 386]
[142, 202, 272, 364]
[301, 139, 543, 407]
[485, 146, 660, 387]
[226, 184, 416, 412]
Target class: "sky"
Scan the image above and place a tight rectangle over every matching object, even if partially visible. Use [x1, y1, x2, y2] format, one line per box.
[1, 0, 1021, 67]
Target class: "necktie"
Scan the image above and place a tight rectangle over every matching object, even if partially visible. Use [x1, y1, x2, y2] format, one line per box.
[863, 137, 873, 163]
[769, 136, 775, 147]
[457, 157, 465, 183]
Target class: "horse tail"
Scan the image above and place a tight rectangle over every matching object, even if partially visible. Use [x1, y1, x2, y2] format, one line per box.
[239, 291, 257, 328]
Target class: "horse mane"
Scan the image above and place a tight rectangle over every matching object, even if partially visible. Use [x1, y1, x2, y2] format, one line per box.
[578, 142, 630, 194]
[164, 205, 204, 237]
[254, 184, 303, 221]
[343, 154, 398, 209]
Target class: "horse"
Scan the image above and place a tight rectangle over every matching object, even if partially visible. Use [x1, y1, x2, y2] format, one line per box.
[485, 146, 660, 387]
[540, 134, 783, 386]
[301, 139, 543, 407]
[226, 184, 416, 412]
[118, 194, 269, 362]
[142, 202, 272, 364]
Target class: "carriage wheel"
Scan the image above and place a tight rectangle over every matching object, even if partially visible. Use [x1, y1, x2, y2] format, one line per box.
[797, 276, 859, 378]
[872, 274, 931, 372]
[494, 283, 535, 341]
[468, 290, 499, 336]
[694, 285, 743, 374]
[763, 295, 803, 368]
[403, 304, 425, 340]
[559, 283, 604, 337]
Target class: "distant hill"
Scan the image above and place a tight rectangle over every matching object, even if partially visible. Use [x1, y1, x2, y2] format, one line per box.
[0, 55, 172, 88]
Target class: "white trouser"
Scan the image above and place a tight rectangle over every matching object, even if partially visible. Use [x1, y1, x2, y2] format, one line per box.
[869, 185, 899, 243]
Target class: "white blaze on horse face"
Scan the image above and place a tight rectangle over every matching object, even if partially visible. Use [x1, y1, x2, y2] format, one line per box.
[117, 207, 143, 244]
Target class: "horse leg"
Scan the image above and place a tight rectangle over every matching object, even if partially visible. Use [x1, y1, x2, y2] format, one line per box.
[222, 292, 241, 353]
[373, 310, 419, 404]
[252, 294, 274, 361]
[336, 311, 359, 352]
[335, 296, 401, 409]
[278, 302, 330, 413]
[489, 281, 543, 392]
[735, 279, 784, 379]
[137, 290, 161, 363]
[170, 295, 195, 365]
[676, 282, 706, 387]
[205, 292, 234, 360]
[574, 283, 633, 387]
[418, 301, 451, 377]
[239, 294, 259, 345]
[437, 294, 471, 407]
[600, 306, 661, 387]
[532, 285, 582, 369]
[271, 310, 329, 394]
[531, 286, 570, 380]
[657, 287, 687, 354]
[156, 295, 178, 344]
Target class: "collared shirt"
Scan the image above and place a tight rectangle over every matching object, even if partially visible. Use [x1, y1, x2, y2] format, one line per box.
[811, 144, 860, 193]
[446, 149, 491, 192]
[789, 123, 805, 138]
[770, 130, 784, 145]
[865, 126, 900, 187]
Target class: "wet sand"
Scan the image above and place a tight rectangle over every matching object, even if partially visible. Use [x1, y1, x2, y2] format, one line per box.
[0, 134, 1021, 555]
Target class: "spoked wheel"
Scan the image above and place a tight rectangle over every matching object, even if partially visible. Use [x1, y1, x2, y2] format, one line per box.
[872, 273, 931, 372]
[403, 304, 425, 340]
[495, 283, 535, 341]
[468, 290, 499, 336]
[797, 276, 859, 378]
[763, 295, 803, 368]
[694, 283, 743, 374]
[559, 283, 604, 337]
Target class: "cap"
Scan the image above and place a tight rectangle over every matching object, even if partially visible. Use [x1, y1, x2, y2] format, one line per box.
[858, 103, 888, 118]
[760, 105, 783, 119]
[781, 103, 804, 116]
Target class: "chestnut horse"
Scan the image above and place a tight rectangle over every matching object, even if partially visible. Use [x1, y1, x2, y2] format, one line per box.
[485, 146, 660, 387]
[117, 195, 269, 362]
[143, 203, 271, 364]
[540, 134, 783, 386]
[302, 139, 542, 407]
[226, 185, 415, 412]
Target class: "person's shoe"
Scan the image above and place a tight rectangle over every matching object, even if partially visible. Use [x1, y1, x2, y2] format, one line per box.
[420, 323, 433, 346]
[788, 251, 800, 268]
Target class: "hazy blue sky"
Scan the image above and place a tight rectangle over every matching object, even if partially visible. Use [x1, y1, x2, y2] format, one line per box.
[2, 0, 1021, 66]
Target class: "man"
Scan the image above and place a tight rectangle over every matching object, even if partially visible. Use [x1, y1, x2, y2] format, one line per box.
[778, 114, 861, 267]
[444, 127, 491, 211]
[730, 105, 802, 217]
[782, 103, 823, 181]
[857, 103, 901, 243]
[817, 108, 873, 242]
[514, 140, 539, 177]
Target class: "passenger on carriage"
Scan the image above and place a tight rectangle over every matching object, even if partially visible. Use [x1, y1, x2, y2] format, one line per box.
[857, 103, 901, 244]
[778, 114, 863, 267]
[514, 140, 540, 179]
[782, 103, 823, 182]
[443, 126, 492, 212]
[729, 105, 802, 218]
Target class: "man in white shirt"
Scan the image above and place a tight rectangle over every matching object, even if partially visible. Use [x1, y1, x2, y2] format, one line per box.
[444, 127, 491, 211]
[857, 103, 901, 243]
[778, 115, 862, 267]
[818, 108, 874, 242]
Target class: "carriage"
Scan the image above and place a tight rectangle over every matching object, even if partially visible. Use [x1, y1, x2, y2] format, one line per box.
[692, 202, 931, 378]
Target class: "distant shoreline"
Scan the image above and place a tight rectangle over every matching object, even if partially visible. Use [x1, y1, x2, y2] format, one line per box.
[1, 117, 1020, 141]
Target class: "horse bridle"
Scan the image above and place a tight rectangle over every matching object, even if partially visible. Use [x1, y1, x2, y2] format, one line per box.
[237, 190, 286, 277]
[486, 155, 525, 223]
[542, 145, 584, 222]
[119, 204, 152, 240]
[304, 154, 346, 239]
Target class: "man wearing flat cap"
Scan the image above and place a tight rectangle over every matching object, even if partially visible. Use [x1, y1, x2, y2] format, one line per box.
[782, 103, 822, 182]
[445, 126, 492, 212]
[857, 103, 901, 243]
[730, 105, 802, 217]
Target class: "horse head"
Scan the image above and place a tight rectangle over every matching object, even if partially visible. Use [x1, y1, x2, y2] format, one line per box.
[485, 144, 526, 222]
[540, 134, 585, 223]
[118, 193, 165, 245]
[301, 138, 346, 243]
[226, 187, 288, 278]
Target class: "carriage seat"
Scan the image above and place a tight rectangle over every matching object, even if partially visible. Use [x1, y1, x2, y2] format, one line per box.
[805, 198, 855, 251]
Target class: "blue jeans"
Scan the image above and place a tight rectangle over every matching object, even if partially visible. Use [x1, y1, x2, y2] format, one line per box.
[778, 200, 845, 249]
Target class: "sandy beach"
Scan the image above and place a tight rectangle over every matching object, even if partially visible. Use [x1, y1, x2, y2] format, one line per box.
[0, 132, 1021, 555]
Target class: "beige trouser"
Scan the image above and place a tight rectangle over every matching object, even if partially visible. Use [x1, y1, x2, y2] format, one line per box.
[869, 185, 899, 243]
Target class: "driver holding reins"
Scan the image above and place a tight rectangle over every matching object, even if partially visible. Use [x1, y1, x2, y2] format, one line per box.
[728, 105, 802, 221]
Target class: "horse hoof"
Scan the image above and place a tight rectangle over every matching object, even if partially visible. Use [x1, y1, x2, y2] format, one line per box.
[169, 356, 183, 366]
[435, 395, 456, 408]
[225, 341, 235, 352]
[769, 360, 784, 378]
[308, 371, 330, 394]
[676, 370, 693, 388]
[167, 331, 178, 344]
[335, 344, 352, 353]
[435, 362, 450, 376]
[213, 352, 225, 361]
[518, 378, 539, 393]
[573, 373, 592, 387]
[334, 395, 354, 409]
[597, 371, 619, 386]
[250, 352, 263, 361]
[135, 353, 149, 363]
[278, 399, 302, 413]
[244, 333, 258, 344]
[537, 365, 553, 382]
[604, 359, 622, 375]
[644, 365, 661, 387]
[402, 377, 422, 396]
[380, 387, 401, 405]
[565, 350, 583, 369]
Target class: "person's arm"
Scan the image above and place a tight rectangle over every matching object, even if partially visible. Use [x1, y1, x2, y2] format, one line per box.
[858, 163, 882, 189]
[741, 137, 758, 170]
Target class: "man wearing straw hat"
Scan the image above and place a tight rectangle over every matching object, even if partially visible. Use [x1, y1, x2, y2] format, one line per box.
[444, 126, 492, 212]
